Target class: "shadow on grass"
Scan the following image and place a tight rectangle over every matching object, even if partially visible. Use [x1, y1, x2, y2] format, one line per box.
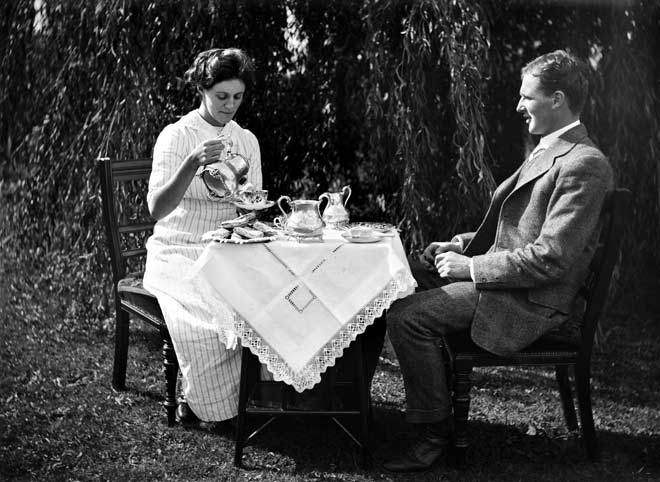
[164, 402, 660, 482]
[118, 316, 660, 481]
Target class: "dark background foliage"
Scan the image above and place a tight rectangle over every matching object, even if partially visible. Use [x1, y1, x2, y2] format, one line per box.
[1, 0, 659, 318]
[1, 1, 659, 480]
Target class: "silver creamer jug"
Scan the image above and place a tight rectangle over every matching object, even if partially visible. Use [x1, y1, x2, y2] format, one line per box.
[276, 196, 325, 239]
[319, 185, 351, 228]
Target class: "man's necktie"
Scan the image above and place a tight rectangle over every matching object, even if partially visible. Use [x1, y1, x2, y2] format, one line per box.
[517, 147, 546, 186]
[529, 145, 546, 161]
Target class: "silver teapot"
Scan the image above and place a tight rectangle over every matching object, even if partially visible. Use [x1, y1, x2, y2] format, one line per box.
[200, 152, 250, 199]
[319, 185, 351, 229]
[276, 196, 325, 239]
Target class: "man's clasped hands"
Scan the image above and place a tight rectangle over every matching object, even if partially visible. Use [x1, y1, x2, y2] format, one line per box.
[420, 241, 472, 281]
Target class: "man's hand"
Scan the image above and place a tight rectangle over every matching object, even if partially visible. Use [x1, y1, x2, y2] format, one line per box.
[434, 251, 472, 280]
[420, 241, 461, 264]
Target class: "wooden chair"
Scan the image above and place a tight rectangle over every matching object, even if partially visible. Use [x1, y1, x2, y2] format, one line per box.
[234, 338, 372, 468]
[442, 188, 631, 461]
[98, 157, 179, 426]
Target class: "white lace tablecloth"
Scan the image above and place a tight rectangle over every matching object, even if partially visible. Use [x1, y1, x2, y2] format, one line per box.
[192, 229, 417, 392]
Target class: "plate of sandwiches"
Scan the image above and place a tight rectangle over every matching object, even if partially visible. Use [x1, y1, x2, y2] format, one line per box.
[202, 213, 280, 244]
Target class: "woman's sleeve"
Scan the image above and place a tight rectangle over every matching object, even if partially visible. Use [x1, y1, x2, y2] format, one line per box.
[245, 129, 262, 190]
[148, 125, 186, 203]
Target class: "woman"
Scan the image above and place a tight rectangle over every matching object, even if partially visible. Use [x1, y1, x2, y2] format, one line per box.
[144, 48, 262, 423]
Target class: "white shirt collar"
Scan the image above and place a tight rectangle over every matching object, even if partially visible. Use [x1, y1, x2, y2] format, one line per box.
[536, 119, 581, 152]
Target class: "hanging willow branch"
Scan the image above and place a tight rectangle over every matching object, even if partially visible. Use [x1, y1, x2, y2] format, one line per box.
[596, 3, 660, 279]
[436, 0, 495, 202]
[361, 0, 494, 251]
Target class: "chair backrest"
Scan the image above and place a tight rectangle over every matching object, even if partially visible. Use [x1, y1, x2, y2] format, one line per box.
[98, 157, 155, 285]
[578, 188, 631, 361]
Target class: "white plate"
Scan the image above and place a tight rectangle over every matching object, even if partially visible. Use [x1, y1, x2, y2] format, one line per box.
[341, 232, 382, 244]
[347, 221, 396, 233]
[232, 200, 275, 211]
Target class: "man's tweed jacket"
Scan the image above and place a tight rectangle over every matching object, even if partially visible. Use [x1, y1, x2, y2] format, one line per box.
[455, 124, 613, 356]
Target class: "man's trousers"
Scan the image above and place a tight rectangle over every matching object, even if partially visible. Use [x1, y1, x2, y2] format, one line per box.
[387, 258, 479, 424]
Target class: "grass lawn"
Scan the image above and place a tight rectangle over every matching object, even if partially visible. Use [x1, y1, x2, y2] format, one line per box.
[1, 251, 659, 481]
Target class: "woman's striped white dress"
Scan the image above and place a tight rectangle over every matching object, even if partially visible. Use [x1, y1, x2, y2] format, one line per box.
[143, 110, 262, 421]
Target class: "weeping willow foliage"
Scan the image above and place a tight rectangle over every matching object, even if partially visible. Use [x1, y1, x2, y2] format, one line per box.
[360, 0, 495, 250]
[594, 4, 660, 283]
[0, 0, 293, 319]
[1, 0, 290, 252]
[482, 0, 660, 285]
[1, 0, 659, 318]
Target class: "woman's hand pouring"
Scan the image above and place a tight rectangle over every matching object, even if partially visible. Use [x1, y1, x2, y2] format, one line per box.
[187, 135, 233, 168]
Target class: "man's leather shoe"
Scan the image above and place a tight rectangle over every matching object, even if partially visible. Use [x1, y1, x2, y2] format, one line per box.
[383, 427, 450, 472]
[175, 401, 199, 424]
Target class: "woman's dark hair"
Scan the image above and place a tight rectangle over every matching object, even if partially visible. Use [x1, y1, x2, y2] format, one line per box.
[521, 49, 589, 115]
[184, 48, 255, 91]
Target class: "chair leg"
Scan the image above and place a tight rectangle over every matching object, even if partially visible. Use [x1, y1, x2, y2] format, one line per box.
[322, 365, 337, 411]
[112, 307, 130, 391]
[555, 365, 578, 431]
[451, 366, 473, 466]
[161, 329, 178, 427]
[234, 347, 252, 467]
[355, 337, 372, 469]
[575, 362, 599, 459]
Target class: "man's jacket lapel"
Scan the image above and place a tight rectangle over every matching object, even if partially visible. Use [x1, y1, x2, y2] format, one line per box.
[463, 124, 590, 258]
[463, 170, 519, 257]
[513, 124, 590, 193]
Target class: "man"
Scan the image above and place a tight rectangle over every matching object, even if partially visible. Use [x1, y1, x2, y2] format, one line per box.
[383, 50, 613, 472]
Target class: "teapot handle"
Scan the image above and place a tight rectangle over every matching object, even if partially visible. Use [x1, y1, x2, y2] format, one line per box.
[318, 192, 329, 211]
[341, 185, 352, 205]
[277, 195, 292, 216]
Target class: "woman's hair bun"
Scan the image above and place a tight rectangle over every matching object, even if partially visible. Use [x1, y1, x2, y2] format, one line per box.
[184, 48, 254, 90]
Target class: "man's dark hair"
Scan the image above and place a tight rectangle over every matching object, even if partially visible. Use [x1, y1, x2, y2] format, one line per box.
[522, 50, 589, 115]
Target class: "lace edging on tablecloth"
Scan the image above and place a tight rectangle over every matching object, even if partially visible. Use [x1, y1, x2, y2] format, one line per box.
[233, 271, 417, 392]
